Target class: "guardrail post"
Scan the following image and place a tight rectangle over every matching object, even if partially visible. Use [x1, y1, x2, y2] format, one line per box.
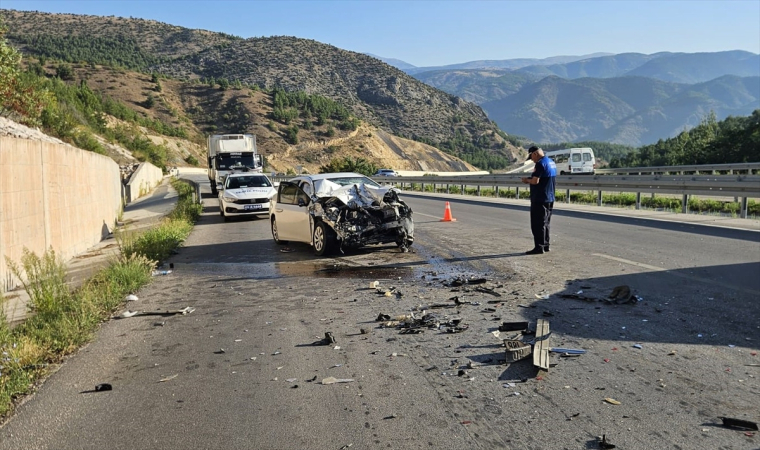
[477, 185, 481, 196]
[460, 184, 464, 194]
[682, 194, 688, 214]
[741, 197, 748, 219]
[515, 187, 520, 199]
[446, 184, 450, 194]
[635, 192, 641, 210]
[421, 182, 425, 192]
[597, 190, 603, 206]
[565, 189, 570, 204]
[494, 185, 498, 198]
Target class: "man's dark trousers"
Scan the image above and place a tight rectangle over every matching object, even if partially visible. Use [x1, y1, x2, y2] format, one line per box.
[530, 201, 554, 250]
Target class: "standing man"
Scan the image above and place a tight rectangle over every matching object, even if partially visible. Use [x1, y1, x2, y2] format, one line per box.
[521, 146, 557, 254]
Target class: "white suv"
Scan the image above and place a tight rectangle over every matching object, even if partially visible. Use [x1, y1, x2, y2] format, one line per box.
[374, 169, 398, 177]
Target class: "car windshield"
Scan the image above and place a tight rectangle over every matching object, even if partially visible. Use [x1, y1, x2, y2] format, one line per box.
[323, 176, 381, 188]
[226, 176, 272, 189]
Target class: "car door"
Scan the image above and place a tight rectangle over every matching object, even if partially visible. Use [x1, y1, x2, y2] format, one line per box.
[273, 182, 312, 242]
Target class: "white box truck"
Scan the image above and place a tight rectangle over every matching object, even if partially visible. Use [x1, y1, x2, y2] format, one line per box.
[207, 134, 263, 194]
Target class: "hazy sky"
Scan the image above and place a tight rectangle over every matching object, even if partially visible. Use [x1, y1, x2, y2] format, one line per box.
[3, 0, 759, 67]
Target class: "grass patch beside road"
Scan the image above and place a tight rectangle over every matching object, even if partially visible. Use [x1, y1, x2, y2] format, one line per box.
[0, 178, 200, 420]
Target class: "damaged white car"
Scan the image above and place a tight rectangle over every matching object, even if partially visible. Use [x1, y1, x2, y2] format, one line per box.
[269, 172, 414, 255]
[218, 172, 277, 221]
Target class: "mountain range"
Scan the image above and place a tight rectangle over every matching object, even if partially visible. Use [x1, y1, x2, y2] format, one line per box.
[1, 9, 521, 170]
[382, 51, 760, 146]
[2, 8, 758, 162]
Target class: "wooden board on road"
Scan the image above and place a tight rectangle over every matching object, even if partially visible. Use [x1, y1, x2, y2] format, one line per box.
[533, 319, 550, 370]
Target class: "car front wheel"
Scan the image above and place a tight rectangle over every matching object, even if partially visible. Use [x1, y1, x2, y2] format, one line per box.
[271, 217, 288, 245]
[313, 221, 335, 256]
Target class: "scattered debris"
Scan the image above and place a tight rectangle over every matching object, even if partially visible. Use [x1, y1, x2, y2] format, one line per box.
[504, 339, 532, 363]
[321, 377, 355, 385]
[151, 270, 172, 276]
[125, 294, 139, 301]
[95, 383, 112, 391]
[720, 417, 758, 431]
[369, 281, 380, 289]
[115, 306, 195, 319]
[599, 434, 616, 449]
[604, 398, 621, 405]
[214, 349, 226, 354]
[279, 247, 294, 253]
[633, 344, 643, 349]
[499, 321, 529, 332]
[447, 276, 487, 287]
[159, 374, 178, 382]
[475, 286, 501, 297]
[550, 348, 586, 354]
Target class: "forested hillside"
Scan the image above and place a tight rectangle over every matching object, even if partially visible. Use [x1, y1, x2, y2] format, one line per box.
[1, 9, 522, 170]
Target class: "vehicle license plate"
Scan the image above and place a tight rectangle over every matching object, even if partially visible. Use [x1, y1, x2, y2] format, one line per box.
[244, 204, 262, 210]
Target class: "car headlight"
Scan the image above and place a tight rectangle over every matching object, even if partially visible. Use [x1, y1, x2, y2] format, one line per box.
[222, 196, 236, 203]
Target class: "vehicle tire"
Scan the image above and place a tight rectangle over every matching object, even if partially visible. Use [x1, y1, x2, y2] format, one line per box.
[313, 221, 336, 256]
[223, 213, 231, 222]
[560, 171, 566, 175]
[271, 217, 288, 245]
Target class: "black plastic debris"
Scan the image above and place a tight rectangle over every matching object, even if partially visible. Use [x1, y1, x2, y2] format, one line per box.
[499, 321, 529, 332]
[475, 286, 501, 297]
[399, 328, 424, 334]
[81, 383, 113, 394]
[720, 417, 758, 430]
[213, 349, 226, 354]
[447, 276, 488, 287]
[446, 324, 469, 333]
[376, 313, 391, 321]
[599, 434, 616, 449]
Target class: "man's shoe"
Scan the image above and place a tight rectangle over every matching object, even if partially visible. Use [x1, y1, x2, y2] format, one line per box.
[525, 248, 544, 255]
[544, 247, 550, 253]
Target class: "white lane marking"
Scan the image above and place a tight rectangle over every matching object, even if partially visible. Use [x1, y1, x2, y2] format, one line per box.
[593, 253, 760, 296]
[415, 212, 444, 219]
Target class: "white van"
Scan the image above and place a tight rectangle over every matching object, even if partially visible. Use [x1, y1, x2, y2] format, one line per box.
[545, 147, 596, 175]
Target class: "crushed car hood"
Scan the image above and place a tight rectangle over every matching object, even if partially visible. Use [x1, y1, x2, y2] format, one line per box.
[310, 181, 414, 251]
[312, 179, 391, 206]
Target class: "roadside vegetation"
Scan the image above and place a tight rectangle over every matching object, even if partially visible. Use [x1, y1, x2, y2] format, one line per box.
[0, 179, 201, 420]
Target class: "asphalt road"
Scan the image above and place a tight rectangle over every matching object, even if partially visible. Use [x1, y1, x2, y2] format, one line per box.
[1, 177, 758, 450]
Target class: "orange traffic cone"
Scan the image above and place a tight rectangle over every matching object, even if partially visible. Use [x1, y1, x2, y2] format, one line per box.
[440, 201, 457, 222]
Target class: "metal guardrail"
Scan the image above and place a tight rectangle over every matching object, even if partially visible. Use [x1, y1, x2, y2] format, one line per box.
[377, 174, 760, 219]
[595, 162, 760, 175]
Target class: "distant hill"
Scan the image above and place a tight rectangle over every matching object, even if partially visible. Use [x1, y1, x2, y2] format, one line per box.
[514, 51, 760, 84]
[481, 75, 760, 146]
[365, 53, 416, 70]
[2, 9, 522, 169]
[403, 53, 613, 75]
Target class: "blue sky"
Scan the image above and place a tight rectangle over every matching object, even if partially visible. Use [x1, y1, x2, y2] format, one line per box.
[3, 0, 759, 67]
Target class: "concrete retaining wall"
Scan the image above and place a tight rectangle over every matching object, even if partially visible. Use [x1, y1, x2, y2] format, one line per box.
[0, 136, 122, 294]
[124, 162, 164, 203]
